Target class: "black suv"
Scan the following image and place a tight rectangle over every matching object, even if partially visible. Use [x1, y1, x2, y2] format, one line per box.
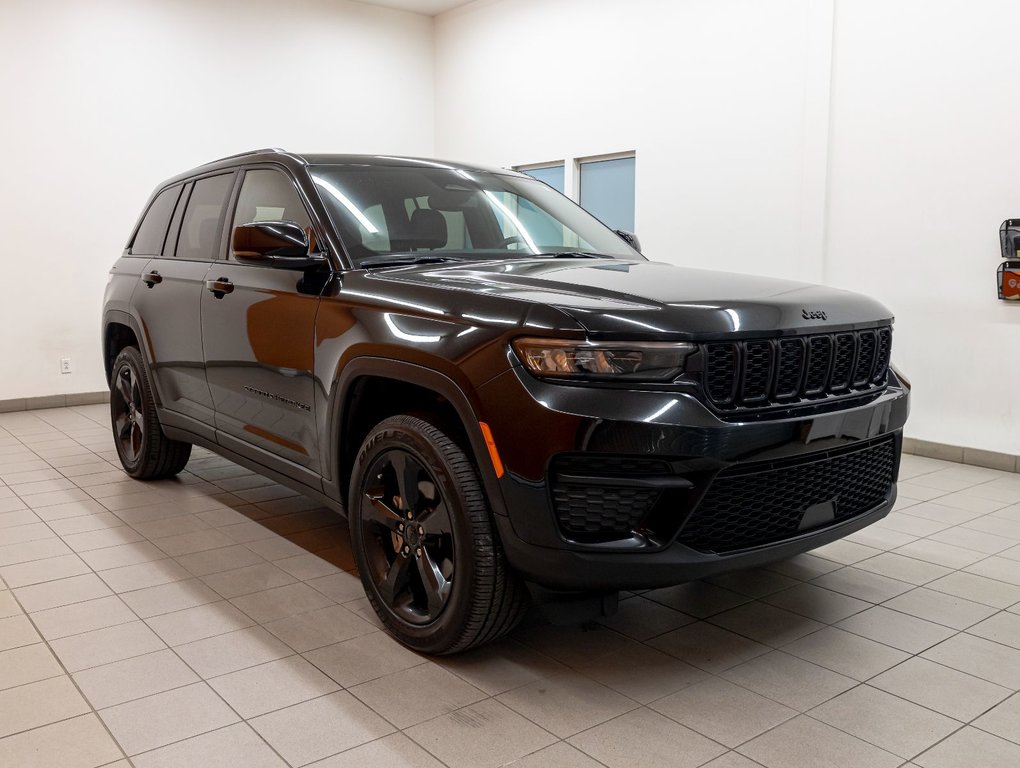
[102, 149, 909, 653]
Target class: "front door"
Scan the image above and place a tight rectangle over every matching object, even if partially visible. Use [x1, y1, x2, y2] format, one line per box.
[201, 167, 323, 476]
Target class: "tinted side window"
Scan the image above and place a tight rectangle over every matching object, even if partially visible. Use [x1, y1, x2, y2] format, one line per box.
[175, 174, 234, 261]
[232, 169, 312, 233]
[131, 185, 182, 255]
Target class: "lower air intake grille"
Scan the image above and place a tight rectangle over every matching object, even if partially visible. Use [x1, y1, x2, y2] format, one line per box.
[550, 455, 669, 539]
[677, 437, 896, 553]
[552, 485, 659, 537]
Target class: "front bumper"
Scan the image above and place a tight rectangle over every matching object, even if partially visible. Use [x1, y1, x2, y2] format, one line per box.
[477, 365, 910, 591]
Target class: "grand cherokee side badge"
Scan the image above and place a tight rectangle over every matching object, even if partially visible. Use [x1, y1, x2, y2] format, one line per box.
[802, 309, 827, 320]
[243, 385, 311, 412]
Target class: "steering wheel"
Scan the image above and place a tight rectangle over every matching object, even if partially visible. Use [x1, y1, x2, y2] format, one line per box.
[498, 234, 525, 249]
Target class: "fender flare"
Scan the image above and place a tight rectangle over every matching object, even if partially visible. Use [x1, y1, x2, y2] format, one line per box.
[325, 357, 509, 517]
[102, 309, 159, 400]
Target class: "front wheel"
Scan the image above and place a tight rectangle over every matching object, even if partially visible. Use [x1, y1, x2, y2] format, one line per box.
[109, 346, 191, 479]
[349, 415, 528, 654]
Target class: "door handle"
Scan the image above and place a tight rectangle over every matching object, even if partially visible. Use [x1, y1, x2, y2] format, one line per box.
[205, 277, 234, 299]
[142, 270, 162, 288]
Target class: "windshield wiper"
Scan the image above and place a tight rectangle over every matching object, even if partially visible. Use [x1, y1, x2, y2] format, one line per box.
[359, 254, 462, 269]
[532, 251, 611, 259]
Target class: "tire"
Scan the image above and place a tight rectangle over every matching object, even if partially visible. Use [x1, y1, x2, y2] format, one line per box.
[349, 414, 528, 654]
[109, 346, 191, 479]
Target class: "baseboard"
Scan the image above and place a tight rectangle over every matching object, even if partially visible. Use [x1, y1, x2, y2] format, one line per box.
[902, 437, 1019, 473]
[0, 391, 110, 414]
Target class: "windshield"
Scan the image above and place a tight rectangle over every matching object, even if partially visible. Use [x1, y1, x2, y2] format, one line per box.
[309, 164, 642, 267]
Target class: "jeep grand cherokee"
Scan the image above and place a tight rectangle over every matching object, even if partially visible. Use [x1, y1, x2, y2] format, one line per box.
[102, 149, 910, 653]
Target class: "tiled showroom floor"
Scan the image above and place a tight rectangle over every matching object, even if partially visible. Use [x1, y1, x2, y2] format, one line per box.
[2, 406, 1020, 768]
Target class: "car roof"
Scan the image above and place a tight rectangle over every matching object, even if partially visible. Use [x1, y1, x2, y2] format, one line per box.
[163, 148, 524, 186]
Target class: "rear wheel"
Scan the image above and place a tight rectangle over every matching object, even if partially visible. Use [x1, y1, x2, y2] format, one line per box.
[109, 346, 191, 479]
[349, 414, 528, 654]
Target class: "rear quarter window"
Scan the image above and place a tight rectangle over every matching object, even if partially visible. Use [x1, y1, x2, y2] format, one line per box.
[130, 185, 183, 256]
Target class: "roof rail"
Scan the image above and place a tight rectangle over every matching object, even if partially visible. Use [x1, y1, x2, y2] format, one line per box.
[200, 147, 292, 165]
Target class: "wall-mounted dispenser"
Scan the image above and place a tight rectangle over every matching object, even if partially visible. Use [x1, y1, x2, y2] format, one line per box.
[998, 219, 1020, 300]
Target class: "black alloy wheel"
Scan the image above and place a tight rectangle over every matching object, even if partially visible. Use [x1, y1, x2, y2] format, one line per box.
[112, 363, 145, 465]
[109, 346, 191, 479]
[361, 448, 455, 625]
[349, 415, 528, 654]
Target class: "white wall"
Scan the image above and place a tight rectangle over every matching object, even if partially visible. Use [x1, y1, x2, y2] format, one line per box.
[435, 0, 1020, 454]
[825, 0, 1020, 454]
[0, 0, 434, 401]
[435, 0, 836, 282]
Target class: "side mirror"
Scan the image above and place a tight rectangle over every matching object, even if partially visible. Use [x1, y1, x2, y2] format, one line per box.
[232, 221, 325, 269]
[1000, 219, 1020, 260]
[615, 229, 641, 253]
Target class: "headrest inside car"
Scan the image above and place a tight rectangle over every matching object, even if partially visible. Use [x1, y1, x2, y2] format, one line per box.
[408, 208, 448, 250]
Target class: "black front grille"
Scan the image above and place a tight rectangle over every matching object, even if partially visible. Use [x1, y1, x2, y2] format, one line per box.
[705, 344, 738, 405]
[677, 437, 896, 553]
[550, 455, 669, 539]
[740, 341, 773, 403]
[775, 339, 804, 399]
[853, 331, 877, 388]
[873, 328, 892, 384]
[830, 334, 856, 391]
[804, 336, 832, 395]
[703, 327, 892, 409]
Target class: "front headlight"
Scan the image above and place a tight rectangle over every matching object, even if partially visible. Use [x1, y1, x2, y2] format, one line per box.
[512, 337, 695, 382]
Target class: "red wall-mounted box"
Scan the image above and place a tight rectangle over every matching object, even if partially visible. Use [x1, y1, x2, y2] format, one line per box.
[999, 261, 1020, 301]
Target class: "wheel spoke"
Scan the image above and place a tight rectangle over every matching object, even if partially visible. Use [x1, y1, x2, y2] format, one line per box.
[417, 497, 451, 532]
[363, 493, 404, 531]
[130, 423, 142, 458]
[115, 414, 131, 442]
[378, 551, 411, 607]
[116, 371, 133, 405]
[130, 371, 143, 412]
[415, 544, 450, 615]
[390, 452, 422, 512]
[133, 412, 145, 439]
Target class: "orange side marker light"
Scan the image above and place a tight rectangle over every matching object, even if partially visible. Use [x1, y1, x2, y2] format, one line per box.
[478, 421, 505, 479]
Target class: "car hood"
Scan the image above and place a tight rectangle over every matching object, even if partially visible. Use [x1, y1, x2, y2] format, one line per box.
[370, 258, 894, 338]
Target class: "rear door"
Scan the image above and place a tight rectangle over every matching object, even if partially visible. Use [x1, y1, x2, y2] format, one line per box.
[200, 166, 324, 478]
[129, 172, 235, 437]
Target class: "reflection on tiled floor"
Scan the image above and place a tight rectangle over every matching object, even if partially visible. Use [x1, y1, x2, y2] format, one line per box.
[1, 406, 1020, 767]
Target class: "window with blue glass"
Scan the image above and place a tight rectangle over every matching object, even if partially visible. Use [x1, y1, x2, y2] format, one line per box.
[579, 156, 635, 232]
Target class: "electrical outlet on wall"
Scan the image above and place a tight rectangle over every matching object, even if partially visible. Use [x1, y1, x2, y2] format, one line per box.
[60, 358, 72, 374]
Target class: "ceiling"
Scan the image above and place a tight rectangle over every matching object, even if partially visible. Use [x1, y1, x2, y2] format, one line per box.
[354, 0, 476, 16]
